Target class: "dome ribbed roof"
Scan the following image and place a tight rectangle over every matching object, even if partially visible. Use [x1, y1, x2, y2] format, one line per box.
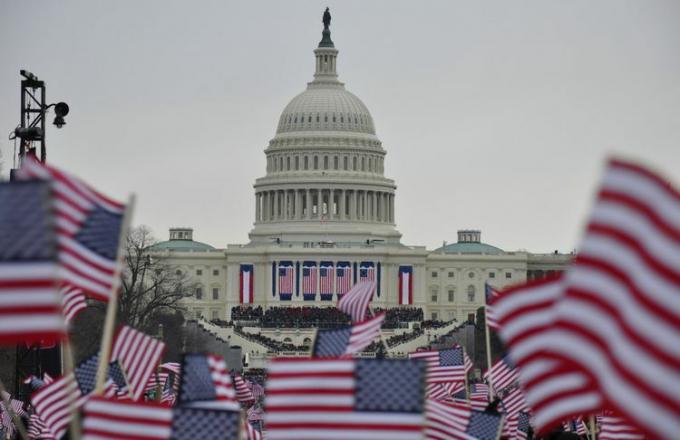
[276, 86, 375, 135]
[150, 239, 215, 252]
[436, 242, 505, 255]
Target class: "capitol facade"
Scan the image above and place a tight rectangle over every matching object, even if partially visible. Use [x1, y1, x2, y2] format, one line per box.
[151, 17, 570, 324]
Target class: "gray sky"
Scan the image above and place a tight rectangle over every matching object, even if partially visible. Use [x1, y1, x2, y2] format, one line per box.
[2, 1, 679, 253]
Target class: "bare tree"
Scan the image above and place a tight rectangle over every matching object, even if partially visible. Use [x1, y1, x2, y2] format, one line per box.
[118, 226, 196, 331]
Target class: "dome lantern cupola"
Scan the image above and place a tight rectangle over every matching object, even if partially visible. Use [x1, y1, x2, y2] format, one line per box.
[313, 8, 340, 86]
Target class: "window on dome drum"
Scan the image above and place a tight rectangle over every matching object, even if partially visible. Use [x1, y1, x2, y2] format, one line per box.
[353, 157, 357, 170]
[489, 272, 495, 278]
[316, 115, 319, 122]
[448, 271, 454, 278]
[468, 272, 474, 278]
[295, 156, 299, 170]
[343, 156, 348, 170]
[361, 157, 365, 171]
[195, 288, 203, 300]
[304, 156, 309, 170]
[334, 156, 338, 170]
[467, 285, 475, 302]
[506, 272, 512, 279]
[324, 156, 328, 170]
[213, 269, 219, 276]
[448, 290, 455, 302]
[212, 288, 218, 300]
[431, 271, 438, 278]
[196, 269, 202, 276]
[286, 157, 290, 170]
[324, 115, 328, 122]
[332, 115, 336, 122]
[340, 116, 343, 123]
[314, 156, 318, 169]
[308, 116, 311, 123]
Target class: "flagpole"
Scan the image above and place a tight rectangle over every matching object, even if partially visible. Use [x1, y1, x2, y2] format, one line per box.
[484, 303, 495, 402]
[590, 415, 597, 440]
[0, 379, 28, 440]
[94, 195, 135, 395]
[62, 340, 82, 440]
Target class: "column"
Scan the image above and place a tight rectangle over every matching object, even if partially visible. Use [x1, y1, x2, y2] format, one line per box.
[283, 190, 289, 220]
[380, 193, 386, 222]
[389, 194, 394, 223]
[255, 193, 261, 222]
[273, 190, 279, 220]
[329, 189, 335, 220]
[372, 191, 377, 222]
[306, 189, 312, 220]
[263, 192, 269, 221]
[340, 189, 346, 220]
[295, 190, 301, 220]
[352, 190, 357, 220]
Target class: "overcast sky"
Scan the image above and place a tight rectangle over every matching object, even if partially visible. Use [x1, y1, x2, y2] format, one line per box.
[1, 1, 679, 253]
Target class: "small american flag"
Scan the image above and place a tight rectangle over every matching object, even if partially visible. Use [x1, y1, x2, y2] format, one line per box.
[425, 398, 503, 440]
[145, 371, 170, 394]
[425, 382, 465, 402]
[499, 387, 528, 419]
[302, 263, 317, 297]
[483, 356, 518, 395]
[335, 263, 352, 296]
[336, 280, 376, 322]
[358, 263, 374, 282]
[60, 285, 87, 325]
[234, 374, 255, 404]
[244, 419, 263, 440]
[469, 383, 489, 411]
[278, 263, 294, 298]
[0, 181, 65, 345]
[82, 396, 172, 440]
[319, 262, 334, 296]
[409, 345, 472, 384]
[17, 156, 127, 302]
[484, 283, 499, 330]
[177, 353, 239, 411]
[515, 411, 532, 440]
[265, 358, 426, 439]
[171, 406, 241, 440]
[313, 313, 385, 357]
[27, 413, 55, 440]
[31, 373, 81, 438]
[160, 362, 181, 375]
[111, 326, 165, 401]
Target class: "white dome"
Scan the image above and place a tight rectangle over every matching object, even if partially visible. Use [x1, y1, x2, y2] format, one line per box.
[276, 85, 376, 135]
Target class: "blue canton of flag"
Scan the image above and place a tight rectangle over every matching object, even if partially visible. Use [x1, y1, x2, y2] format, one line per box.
[74, 354, 128, 396]
[74, 206, 122, 260]
[313, 327, 352, 357]
[355, 359, 425, 413]
[171, 407, 240, 440]
[179, 355, 219, 402]
[466, 411, 503, 439]
[517, 411, 531, 434]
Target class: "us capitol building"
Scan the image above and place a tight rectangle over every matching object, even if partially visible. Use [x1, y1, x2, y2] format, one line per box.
[151, 13, 570, 326]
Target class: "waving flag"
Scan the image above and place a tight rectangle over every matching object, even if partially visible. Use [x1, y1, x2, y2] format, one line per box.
[244, 421, 263, 440]
[469, 383, 489, 411]
[409, 346, 472, 384]
[425, 399, 503, 440]
[31, 373, 81, 438]
[302, 262, 317, 300]
[82, 396, 172, 440]
[18, 157, 127, 302]
[239, 264, 254, 304]
[27, 413, 55, 440]
[313, 313, 385, 357]
[483, 356, 518, 395]
[398, 265, 413, 305]
[177, 353, 239, 411]
[61, 285, 86, 325]
[336, 280, 376, 322]
[599, 413, 645, 440]
[0, 181, 65, 345]
[265, 358, 426, 439]
[335, 262, 352, 297]
[484, 283, 499, 330]
[319, 261, 334, 299]
[234, 375, 255, 404]
[111, 326, 165, 401]
[278, 262, 294, 300]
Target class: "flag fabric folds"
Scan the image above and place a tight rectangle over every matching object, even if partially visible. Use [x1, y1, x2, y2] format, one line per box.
[28, 413, 56, 440]
[409, 346, 472, 384]
[177, 353, 239, 411]
[398, 265, 413, 305]
[0, 181, 65, 345]
[111, 326, 166, 401]
[469, 383, 489, 411]
[425, 399, 503, 440]
[17, 157, 127, 302]
[313, 313, 385, 357]
[31, 373, 81, 438]
[82, 396, 172, 440]
[239, 264, 254, 304]
[265, 357, 426, 440]
[60, 285, 87, 325]
[234, 374, 255, 404]
[484, 283, 499, 330]
[483, 356, 518, 396]
[599, 413, 645, 440]
[336, 280, 376, 322]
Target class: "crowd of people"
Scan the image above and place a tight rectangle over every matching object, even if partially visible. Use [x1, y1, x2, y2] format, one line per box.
[260, 307, 352, 328]
[385, 327, 424, 347]
[374, 307, 424, 328]
[235, 327, 309, 352]
[231, 305, 264, 322]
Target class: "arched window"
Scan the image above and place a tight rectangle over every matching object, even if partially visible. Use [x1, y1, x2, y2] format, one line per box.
[334, 156, 338, 169]
[286, 156, 290, 171]
[314, 156, 319, 169]
[308, 116, 312, 123]
[343, 156, 348, 170]
[324, 114, 328, 122]
[195, 287, 203, 300]
[323, 156, 329, 170]
[304, 156, 309, 170]
[316, 114, 320, 122]
[295, 156, 299, 170]
[353, 157, 357, 170]
[467, 285, 475, 302]
[332, 114, 336, 122]
[361, 157, 365, 171]
[279, 157, 283, 171]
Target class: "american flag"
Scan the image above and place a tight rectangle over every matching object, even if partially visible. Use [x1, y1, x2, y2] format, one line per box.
[278, 264, 294, 297]
[358, 263, 374, 282]
[302, 263, 317, 296]
[171, 406, 241, 440]
[160, 362, 181, 375]
[319, 262, 334, 296]
[31, 373, 81, 438]
[425, 382, 465, 402]
[111, 326, 165, 401]
[483, 356, 518, 395]
[61, 284, 87, 325]
[469, 383, 489, 411]
[484, 283, 499, 330]
[489, 276, 602, 432]
[234, 374, 255, 404]
[0, 181, 65, 345]
[24, 375, 46, 390]
[599, 413, 645, 440]
[177, 353, 239, 411]
[244, 420, 263, 440]
[336, 280, 375, 322]
[82, 396, 172, 440]
[409, 346, 472, 384]
[425, 399, 503, 440]
[335, 263, 352, 296]
[27, 413, 55, 440]
[145, 371, 169, 394]
[562, 417, 588, 436]
[0, 393, 25, 439]
[265, 358, 426, 439]
[250, 381, 265, 401]
[499, 387, 528, 426]
[18, 156, 127, 302]
[75, 354, 128, 398]
[313, 313, 385, 357]
[515, 411, 532, 440]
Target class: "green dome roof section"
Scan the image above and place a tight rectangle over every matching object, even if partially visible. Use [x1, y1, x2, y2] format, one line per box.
[150, 239, 215, 252]
[435, 230, 504, 255]
[435, 241, 504, 255]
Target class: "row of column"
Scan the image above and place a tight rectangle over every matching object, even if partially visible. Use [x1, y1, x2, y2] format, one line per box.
[255, 189, 395, 223]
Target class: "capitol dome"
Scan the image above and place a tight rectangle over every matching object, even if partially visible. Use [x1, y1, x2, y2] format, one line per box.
[249, 11, 401, 245]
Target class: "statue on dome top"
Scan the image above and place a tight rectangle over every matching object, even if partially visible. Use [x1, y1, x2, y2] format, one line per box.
[322, 7, 331, 30]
